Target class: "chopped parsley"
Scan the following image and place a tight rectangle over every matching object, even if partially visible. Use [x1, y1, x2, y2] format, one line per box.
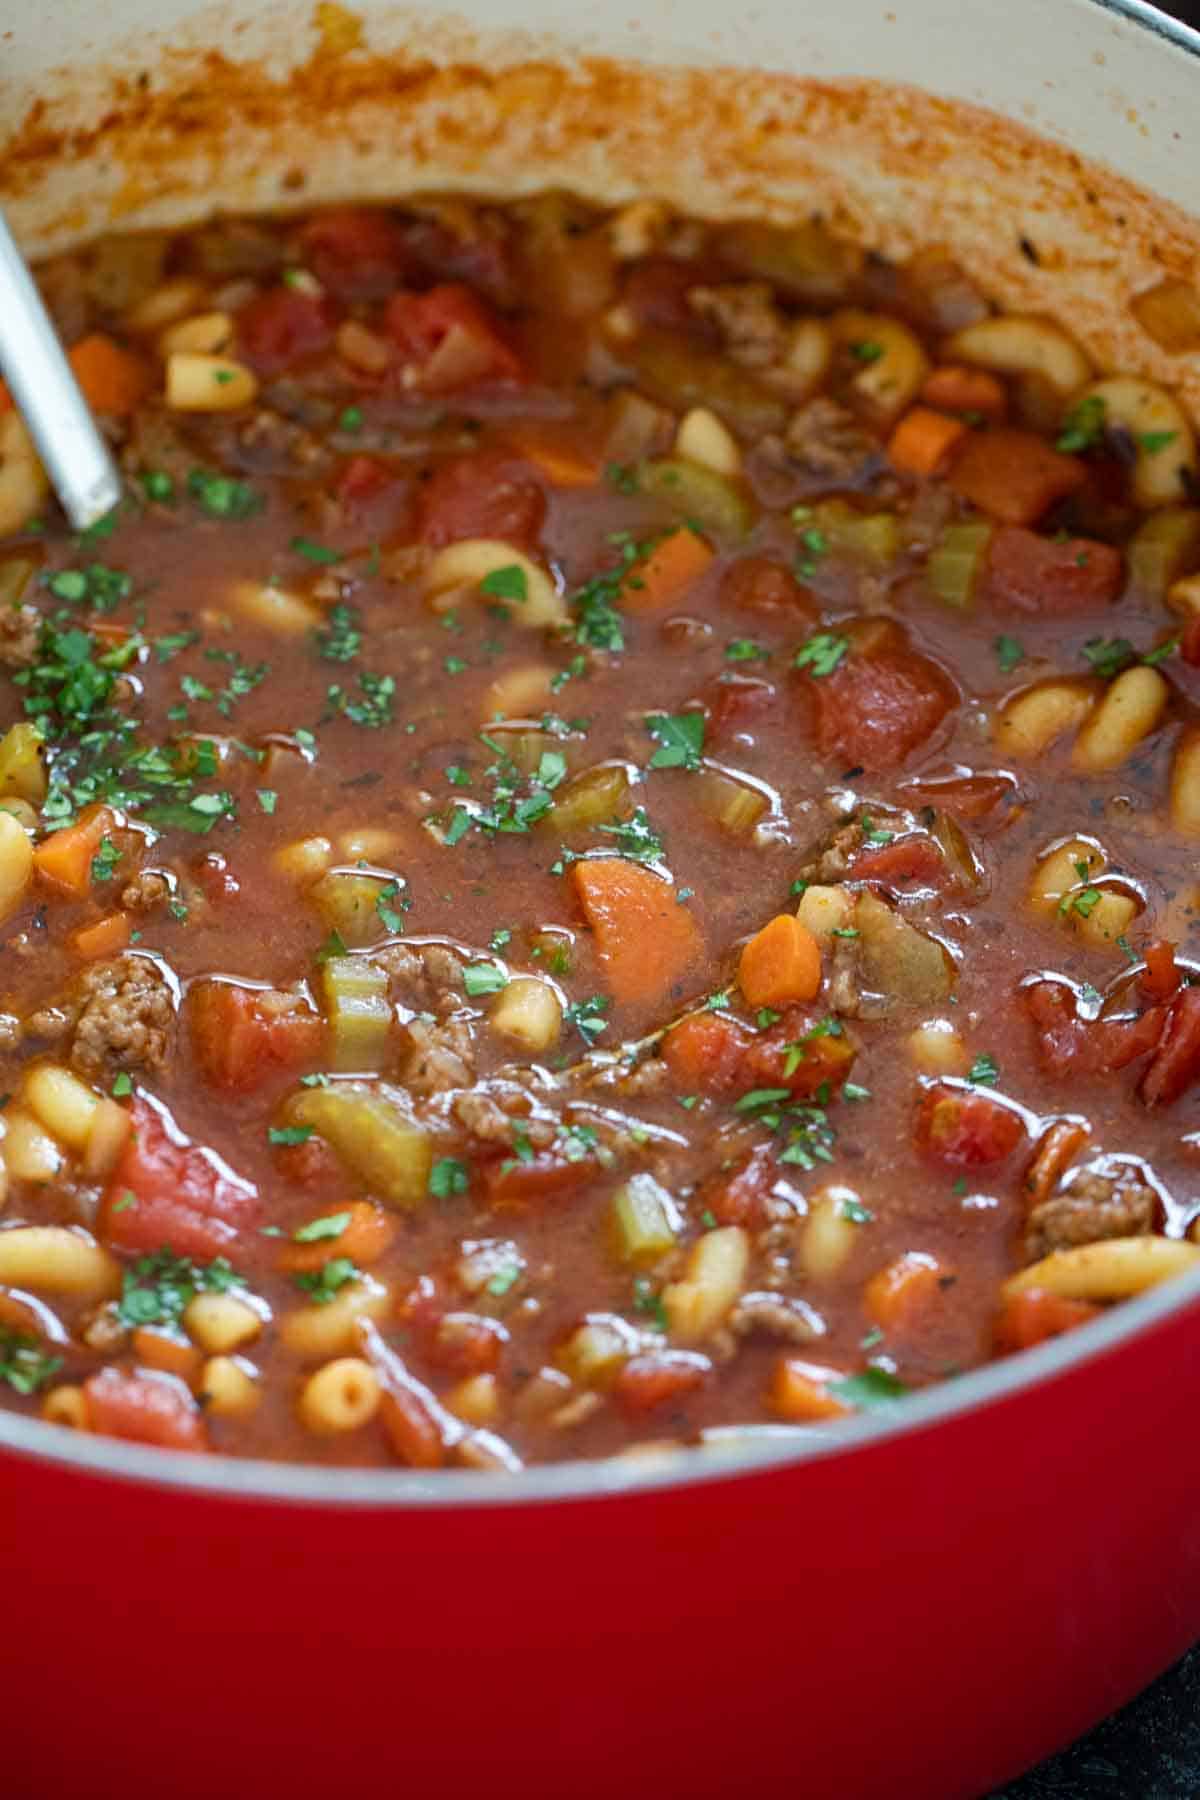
[1056, 394, 1106, 455]
[632, 1277, 669, 1332]
[291, 535, 341, 565]
[480, 564, 528, 603]
[117, 1249, 245, 1328]
[725, 639, 767, 662]
[994, 634, 1026, 675]
[463, 960, 509, 997]
[186, 468, 262, 520]
[0, 1328, 62, 1397]
[967, 1052, 999, 1086]
[645, 710, 705, 771]
[46, 561, 132, 613]
[315, 603, 362, 663]
[1082, 637, 1136, 680]
[596, 806, 664, 863]
[295, 1257, 360, 1304]
[293, 1210, 352, 1243]
[326, 671, 396, 729]
[429, 1157, 470, 1198]
[794, 632, 850, 677]
[90, 835, 122, 883]
[828, 1368, 909, 1409]
[860, 814, 893, 847]
[375, 879, 408, 934]
[849, 340, 884, 364]
[1139, 430, 1178, 454]
[564, 993, 610, 1045]
[269, 1125, 314, 1147]
[605, 463, 639, 495]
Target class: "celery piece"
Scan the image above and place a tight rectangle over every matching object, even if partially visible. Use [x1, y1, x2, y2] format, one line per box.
[319, 956, 391, 1070]
[810, 498, 902, 568]
[638, 457, 752, 541]
[546, 763, 631, 836]
[1127, 506, 1200, 597]
[927, 520, 994, 609]
[284, 1080, 433, 1209]
[611, 1173, 682, 1265]
[696, 769, 768, 836]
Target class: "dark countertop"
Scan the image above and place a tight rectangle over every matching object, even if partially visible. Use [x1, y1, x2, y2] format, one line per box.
[988, 1647, 1200, 1798]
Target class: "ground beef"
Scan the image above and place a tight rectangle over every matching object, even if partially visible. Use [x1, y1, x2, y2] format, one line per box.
[119, 406, 197, 490]
[726, 1292, 825, 1344]
[451, 1084, 557, 1151]
[47, 956, 176, 1079]
[378, 942, 464, 1018]
[234, 407, 329, 473]
[784, 396, 881, 484]
[796, 818, 867, 885]
[1025, 1166, 1158, 1261]
[121, 869, 171, 912]
[402, 1015, 476, 1096]
[826, 936, 864, 1019]
[0, 606, 39, 670]
[688, 283, 789, 370]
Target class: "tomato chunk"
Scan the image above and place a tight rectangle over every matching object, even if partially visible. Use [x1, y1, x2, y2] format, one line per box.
[803, 627, 957, 773]
[614, 1352, 709, 1415]
[703, 674, 776, 742]
[99, 1097, 259, 1261]
[1141, 987, 1200, 1107]
[384, 284, 523, 392]
[696, 1144, 775, 1229]
[299, 207, 410, 300]
[721, 555, 817, 620]
[661, 1011, 754, 1094]
[1024, 981, 1167, 1079]
[481, 1152, 588, 1206]
[748, 1010, 857, 1101]
[415, 448, 546, 549]
[84, 1368, 208, 1453]
[189, 981, 323, 1093]
[915, 1084, 1026, 1166]
[851, 835, 945, 887]
[237, 286, 335, 374]
[983, 526, 1124, 613]
[948, 428, 1086, 525]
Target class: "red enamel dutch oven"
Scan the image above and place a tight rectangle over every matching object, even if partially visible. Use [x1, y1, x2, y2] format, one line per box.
[4, 1, 1200, 1794]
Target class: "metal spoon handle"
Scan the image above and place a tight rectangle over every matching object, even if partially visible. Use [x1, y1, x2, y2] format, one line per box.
[0, 209, 123, 531]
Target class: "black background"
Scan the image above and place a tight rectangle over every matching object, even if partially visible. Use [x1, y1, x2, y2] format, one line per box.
[983, 7, 1198, 1793]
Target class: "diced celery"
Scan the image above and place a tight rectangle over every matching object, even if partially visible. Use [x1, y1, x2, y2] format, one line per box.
[626, 333, 785, 439]
[0, 722, 45, 804]
[320, 956, 391, 1070]
[545, 763, 631, 836]
[638, 457, 752, 541]
[311, 870, 396, 948]
[283, 1080, 433, 1209]
[809, 498, 902, 567]
[696, 769, 768, 836]
[485, 726, 573, 778]
[611, 1173, 682, 1264]
[927, 520, 994, 609]
[1127, 506, 1200, 597]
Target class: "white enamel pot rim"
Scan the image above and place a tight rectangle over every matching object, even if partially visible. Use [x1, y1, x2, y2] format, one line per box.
[0, 0, 1198, 1507]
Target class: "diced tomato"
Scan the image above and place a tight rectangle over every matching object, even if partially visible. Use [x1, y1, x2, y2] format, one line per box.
[415, 447, 546, 549]
[299, 207, 411, 300]
[1024, 980, 1167, 1079]
[993, 1289, 1101, 1353]
[420, 1312, 508, 1377]
[1183, 615, 1200, 669]
[749, 1009, 857, 1101]
[1140, 939, 1181, 1005]
[803, 627, 957, 773]
[614, 1352, 709, 1415]
[335, 454, 393, 508]
[189, 981, 323, 1093]
[721, 555, 817, 620]
[194, 851, 240, 904]
[273, 1132, 342, 1191]
[621, 258, 720, 337]
[332, 455, 410, 536]
[237, 286, 336, 375]
[983, 526, 1124, 613]
[696, 1144, 775, 1229]
[915, 1083, 1026, 1166]
[899, 770, 1017, 824]
[704, 674, 776, 741]
[1141, 987, 1200, 1107]
[863, 1252, 947, 1334]
[948, 428, 1086, 526]
[851, 835, 945, 887]
[384, 283, 523, 392]
[98, 1096, 259, 1261]
[661, 1011, 753, 1095]
[481, 1151, 588, 1206]
[83, 1368, 208, 1453]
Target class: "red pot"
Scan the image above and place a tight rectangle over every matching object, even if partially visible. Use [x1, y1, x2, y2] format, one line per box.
[4, 3, 1200, 1795]
[5, 1275, 1200, 1800]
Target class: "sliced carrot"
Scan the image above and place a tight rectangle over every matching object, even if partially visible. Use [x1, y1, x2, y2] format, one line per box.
[509, 428, 601, 489]
[920, 364, 1008, 422]
[886, 406, 969, 478]
[33, 805, 116, 899]
[769, 1357, 852, 1423]
[570, 858, 703, 1007]
[68, 333, 152, 416]
[993, 1288, 1101, 1353]
[277, 1200, 396, 1274]
[738, 913, 822, 1009]
[131, 1327, 204, 1382]
[68, 911, 132, 961]
[621, 528, 714, 613]
[863, 1252, 947, 1334]
[1022, 1119, 1090, 1209]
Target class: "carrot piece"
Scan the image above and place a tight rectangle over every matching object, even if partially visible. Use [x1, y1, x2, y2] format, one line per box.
[68, 911, 132, 961]
[621, 528, 714, 613]
[570, 858, 703, 1007]
[277, 1200, 396, 1274]
[886, 406, 969, 478]
[863, 1252, 946, 1334]
[509, 428, 601, 489]
[131, 1327, 204, 1383]
[948, 428, 1085, 526]
[994, 1288, 1101, 1353]
[68, 332, 151, 416]
[83, 1367, 208, 1452]
[738, 913, 822, 1009]
[920, 364, 1008, 422]
[661, 1010, 753, 1094]
[769, 1357, 852, 1423]
[33, 805, 116, 899]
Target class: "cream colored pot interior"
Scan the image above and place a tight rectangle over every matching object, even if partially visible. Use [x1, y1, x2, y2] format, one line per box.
[2, 0, 1200, 411]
